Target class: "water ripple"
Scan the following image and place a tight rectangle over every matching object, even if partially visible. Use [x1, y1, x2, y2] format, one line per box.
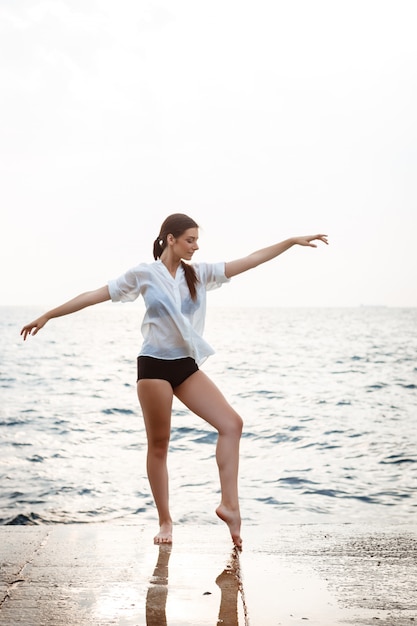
[1, 305, 416, 525]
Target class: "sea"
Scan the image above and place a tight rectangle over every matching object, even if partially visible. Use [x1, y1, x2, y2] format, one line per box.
[1, 305, 416, 528]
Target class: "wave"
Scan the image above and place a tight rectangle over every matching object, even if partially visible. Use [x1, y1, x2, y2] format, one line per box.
[3, 512, 52, 525]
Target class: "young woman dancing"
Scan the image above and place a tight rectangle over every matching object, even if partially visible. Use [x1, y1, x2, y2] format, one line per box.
[21, 213, 328, 549]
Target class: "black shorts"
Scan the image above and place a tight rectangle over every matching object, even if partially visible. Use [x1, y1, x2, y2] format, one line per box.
[137, 356, 199, 389]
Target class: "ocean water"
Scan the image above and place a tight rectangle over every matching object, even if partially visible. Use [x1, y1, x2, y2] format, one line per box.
[1, 305, 416, 527]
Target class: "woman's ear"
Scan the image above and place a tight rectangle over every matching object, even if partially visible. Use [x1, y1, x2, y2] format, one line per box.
[167, 234, 175, 245]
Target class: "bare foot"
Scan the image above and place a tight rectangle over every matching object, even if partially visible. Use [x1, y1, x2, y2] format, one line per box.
[154, 521, 173, 545]
[216, 505, 242, 550]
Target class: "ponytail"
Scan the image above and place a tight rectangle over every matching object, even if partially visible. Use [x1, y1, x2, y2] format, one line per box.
[153, 237, 164, 260]
[181, 261, 198, 301]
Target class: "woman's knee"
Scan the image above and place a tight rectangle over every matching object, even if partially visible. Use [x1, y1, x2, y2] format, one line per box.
[234, 413, 244, 436]
[221, 410, 243, 437]
[147, 436, 170, 459]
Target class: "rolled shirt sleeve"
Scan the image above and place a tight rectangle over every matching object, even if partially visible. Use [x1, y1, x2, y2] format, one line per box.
[199, 262, 230, 290]
[108, 265, 143, 302]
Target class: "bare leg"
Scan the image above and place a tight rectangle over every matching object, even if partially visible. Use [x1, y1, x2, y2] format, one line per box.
[137, 379, 174, 544]
[175, 370, 243, 549]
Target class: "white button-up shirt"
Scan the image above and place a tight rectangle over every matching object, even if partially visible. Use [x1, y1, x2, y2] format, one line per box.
[108, 260, 230, 365]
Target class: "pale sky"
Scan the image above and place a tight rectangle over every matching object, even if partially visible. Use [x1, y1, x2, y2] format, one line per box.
[2, 0, 417, 308]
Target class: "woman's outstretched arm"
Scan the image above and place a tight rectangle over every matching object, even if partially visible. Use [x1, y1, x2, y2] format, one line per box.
[20, 285, 111, 340]
[224, 234, 328, 279]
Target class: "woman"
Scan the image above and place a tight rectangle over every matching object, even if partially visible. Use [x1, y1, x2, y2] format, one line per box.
[21, 213, 328, 549]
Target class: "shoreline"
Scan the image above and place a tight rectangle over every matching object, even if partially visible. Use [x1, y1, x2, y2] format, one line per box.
[1, 522, 416, 625]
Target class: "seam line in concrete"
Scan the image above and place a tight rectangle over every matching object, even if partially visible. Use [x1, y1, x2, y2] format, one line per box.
[0, 529, 52, 610]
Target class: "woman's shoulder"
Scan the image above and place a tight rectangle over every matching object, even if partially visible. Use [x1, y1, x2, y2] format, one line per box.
[192, 261, 229, 285]
[129, 260, 159, 274]
[192, 261, 219, 271]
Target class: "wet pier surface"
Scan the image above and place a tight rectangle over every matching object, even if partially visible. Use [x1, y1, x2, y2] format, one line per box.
[0, 523, 416, 625]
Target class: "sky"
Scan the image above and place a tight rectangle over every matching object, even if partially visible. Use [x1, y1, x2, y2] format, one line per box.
[2, 0, 417, 308]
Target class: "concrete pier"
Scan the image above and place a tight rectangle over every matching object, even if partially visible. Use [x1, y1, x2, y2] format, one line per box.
[0, 523, 416, 625]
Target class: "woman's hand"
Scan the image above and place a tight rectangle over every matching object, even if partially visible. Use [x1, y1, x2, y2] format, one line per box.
[225, 234, 329, 278]
[293, 234, 328, 247]
[21, 315, 49, 340]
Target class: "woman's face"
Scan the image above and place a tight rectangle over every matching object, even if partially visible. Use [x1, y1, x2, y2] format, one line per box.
[171, 227, 199, 260]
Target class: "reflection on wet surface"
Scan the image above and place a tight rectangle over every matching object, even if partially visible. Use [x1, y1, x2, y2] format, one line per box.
[216, 548, 243, 626]
[146, 544, 171, 626]
[145, 545, 249, 626]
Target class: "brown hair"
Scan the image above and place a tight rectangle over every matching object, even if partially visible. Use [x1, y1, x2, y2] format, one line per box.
[153, 213, 199, 301]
